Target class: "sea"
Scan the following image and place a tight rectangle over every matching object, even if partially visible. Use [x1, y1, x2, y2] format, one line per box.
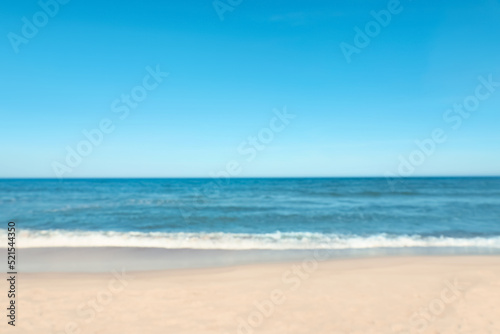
[1, 177, 500, 251]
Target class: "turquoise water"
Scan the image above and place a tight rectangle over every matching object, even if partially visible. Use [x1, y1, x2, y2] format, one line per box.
[1, 177, 499, 250]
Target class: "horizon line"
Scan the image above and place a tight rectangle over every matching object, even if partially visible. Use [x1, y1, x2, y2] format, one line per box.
[1, 175, 499, 180]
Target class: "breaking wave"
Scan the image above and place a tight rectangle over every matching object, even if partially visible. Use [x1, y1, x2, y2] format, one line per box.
[4, 230, 500, 250]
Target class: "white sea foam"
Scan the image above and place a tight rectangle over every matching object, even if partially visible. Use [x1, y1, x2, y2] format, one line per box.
[2, 230, 500, 250]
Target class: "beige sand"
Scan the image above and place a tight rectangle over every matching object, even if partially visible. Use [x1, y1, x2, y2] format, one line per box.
[4, 255, 500, 333]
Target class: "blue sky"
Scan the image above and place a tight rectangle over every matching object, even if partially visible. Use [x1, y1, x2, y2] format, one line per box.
[1, 0, 500, 177]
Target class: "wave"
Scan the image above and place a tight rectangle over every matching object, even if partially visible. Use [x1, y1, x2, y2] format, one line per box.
[3, 230, 500, 250]
[298, 190, 420, 197]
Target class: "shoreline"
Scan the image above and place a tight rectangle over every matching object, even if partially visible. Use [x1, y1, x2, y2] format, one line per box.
[3, 246, 500, 272]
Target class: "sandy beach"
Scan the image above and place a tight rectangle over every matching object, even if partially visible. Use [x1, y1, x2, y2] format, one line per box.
[4, 255, 500, 333]
[3, 0, 500, 330]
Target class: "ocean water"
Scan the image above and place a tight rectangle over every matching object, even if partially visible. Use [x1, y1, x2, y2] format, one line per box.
[1, 177, 499, 250]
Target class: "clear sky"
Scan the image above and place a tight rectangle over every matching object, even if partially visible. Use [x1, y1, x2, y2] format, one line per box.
[1, 0, 500, 178]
